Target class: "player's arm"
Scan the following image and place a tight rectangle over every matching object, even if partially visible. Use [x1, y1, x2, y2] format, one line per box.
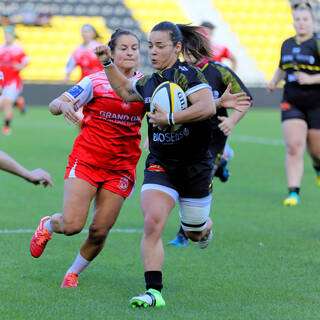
[294, 72, 320, 85]
[149, 87, 215, 127]
[62, 55, 76, 84]
[0, 151, 53, 187]
[268, 68, 286, 92]
[94, 45, 143, 102]
[13, 56, 29, 71]
[229, 52, 237, 71]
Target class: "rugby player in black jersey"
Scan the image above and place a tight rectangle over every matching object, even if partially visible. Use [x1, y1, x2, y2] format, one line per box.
[95, 21, 246, 308]
[268, 2, 320, 206]
[169, 27, 252, 247]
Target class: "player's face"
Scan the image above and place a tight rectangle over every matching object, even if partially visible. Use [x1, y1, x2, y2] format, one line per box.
[81, 29, 95, 43]
[293, 10, 314, 37]
[148, 31, 182, 71]
[112, 35, 140, 71]
[4, 32, 14, 44]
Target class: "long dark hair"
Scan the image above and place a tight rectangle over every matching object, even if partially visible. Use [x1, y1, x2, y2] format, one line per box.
[177, 24, 212, 61]
[108, 28, 140, 52]
[151, 21, 212, 61]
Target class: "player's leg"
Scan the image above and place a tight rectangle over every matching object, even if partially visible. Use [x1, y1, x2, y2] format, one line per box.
[130, 185, 177, 308]
[179, 194, 213, 249]
[30, 178, 96, 258]
[61, 187, 125, 287]
[1, 97, 14, 135]
[282, 119, 307, 206]
[307, 129, 320, 186]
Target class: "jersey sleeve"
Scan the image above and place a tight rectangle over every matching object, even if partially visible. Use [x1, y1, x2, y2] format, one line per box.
[180, 66, 211, 97]
[132, 75, 151, 100]
[65, 55, 76, 74]
[63, 76, 93, 110]
[217, 64, 253, 100]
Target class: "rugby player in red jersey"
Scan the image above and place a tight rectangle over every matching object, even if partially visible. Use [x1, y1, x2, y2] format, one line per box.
[0, 26, 29, 135]
[62, 24, 104, 84]
[30, 29, 145, 288]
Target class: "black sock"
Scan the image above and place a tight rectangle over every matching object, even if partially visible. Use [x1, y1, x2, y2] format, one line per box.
[145, 271, 163, 292]
[5, 119, 10, 127]
[179, 226, 184, 235]
[288, 187, 300, 195]
[313, 164, 320, 172]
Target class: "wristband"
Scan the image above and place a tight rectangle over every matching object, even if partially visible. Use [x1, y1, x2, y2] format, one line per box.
[167, 113, 175, 126]
[102, 59, 113, 68]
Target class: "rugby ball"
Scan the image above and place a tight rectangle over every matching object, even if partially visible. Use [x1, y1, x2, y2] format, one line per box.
[150, 81, 187, 131]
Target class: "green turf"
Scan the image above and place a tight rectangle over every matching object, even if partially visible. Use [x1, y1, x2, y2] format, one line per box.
[0, 107, 319, 319]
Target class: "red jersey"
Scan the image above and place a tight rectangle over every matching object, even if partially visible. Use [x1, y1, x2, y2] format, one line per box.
[65, 40, 104, 80]
[211, 43, 232, 63]
[64, 70, 145, 170]
[0, 43, 29, 90]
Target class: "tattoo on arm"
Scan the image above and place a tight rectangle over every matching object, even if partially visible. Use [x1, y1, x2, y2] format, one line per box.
[127, 88, 135, 96]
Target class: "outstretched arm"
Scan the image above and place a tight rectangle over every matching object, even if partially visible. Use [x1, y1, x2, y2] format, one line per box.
[94, 45, 143, 102]
[0, 151, 53, 187]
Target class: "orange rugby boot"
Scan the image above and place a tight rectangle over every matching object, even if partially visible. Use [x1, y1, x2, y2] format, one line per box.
[30, 216, 52, 258]
[2, 126, 11, 135]
[61, 273, 78, 288]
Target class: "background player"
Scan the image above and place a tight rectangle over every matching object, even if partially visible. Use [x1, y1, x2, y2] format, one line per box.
[268, 2, 320, 206]
[62, 24, 104, 84]
[169, 28, 252, 247]
[29, 29, 145, 289]
[0, 26, 29, 135]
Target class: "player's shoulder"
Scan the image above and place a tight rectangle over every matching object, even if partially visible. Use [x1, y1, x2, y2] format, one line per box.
[282, 36, 295, 46]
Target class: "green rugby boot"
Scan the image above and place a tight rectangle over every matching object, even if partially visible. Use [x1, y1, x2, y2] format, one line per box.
[130, 289, 165, 308]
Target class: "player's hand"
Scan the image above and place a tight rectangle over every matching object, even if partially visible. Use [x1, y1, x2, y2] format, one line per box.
[217, 116, 235, 136]
[220, 83, 251, 112]
[267, 80, 276, 92]
[294, 71, 314, 85]
[94, 45, 112, 64]
[26, 168, 53, 187]
[148, 103, 169, 129]
[60, 98, 83, 126]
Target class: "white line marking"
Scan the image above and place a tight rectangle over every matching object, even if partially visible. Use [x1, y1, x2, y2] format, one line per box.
[0, 229, 143, 234]
[230, 135, 284, 146]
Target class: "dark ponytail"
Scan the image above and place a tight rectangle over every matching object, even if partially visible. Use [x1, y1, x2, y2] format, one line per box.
[108, 28, 140, 52]
[177, 24, 213, 61]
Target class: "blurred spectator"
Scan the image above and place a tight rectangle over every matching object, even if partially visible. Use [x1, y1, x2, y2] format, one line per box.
[200, 21, 237, 71]
[0, 2, 15, 25]
[35, 4, 52, 27]
[11, 2, 37, 26]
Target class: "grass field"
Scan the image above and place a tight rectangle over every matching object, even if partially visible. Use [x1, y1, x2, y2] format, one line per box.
[1, 107, 320, 320]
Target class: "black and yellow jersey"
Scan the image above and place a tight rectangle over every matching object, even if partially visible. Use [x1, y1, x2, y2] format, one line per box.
[198, 59, 252, 128]
[279, 34, 320, 107]
[132, 59, 213, 169]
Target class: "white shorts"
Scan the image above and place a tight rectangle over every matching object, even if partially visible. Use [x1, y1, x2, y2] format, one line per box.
[0, 83, 21, 102]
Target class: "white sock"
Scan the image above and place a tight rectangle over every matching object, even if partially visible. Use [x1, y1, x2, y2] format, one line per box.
[66, 253, 91, 276]
[44, 219, 53, 234]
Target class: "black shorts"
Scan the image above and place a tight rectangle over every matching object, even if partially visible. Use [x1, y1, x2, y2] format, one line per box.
[143, 154, 213, 198]
[281, 101, 320, 129]
[209, 126, 228, 160]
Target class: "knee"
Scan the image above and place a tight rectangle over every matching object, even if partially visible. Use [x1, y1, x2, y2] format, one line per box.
[286, 141, 304, 156]
[88, 224, 109, 244]
[144, 213, 162, 235]
[184, 231, 202, 242]
[62, 219, 83, 236]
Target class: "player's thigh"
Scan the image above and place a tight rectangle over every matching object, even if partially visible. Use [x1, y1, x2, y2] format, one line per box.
[62, 178, 97, 228]
[90, 188, 125, 233]
[282, 119, 308, 152]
